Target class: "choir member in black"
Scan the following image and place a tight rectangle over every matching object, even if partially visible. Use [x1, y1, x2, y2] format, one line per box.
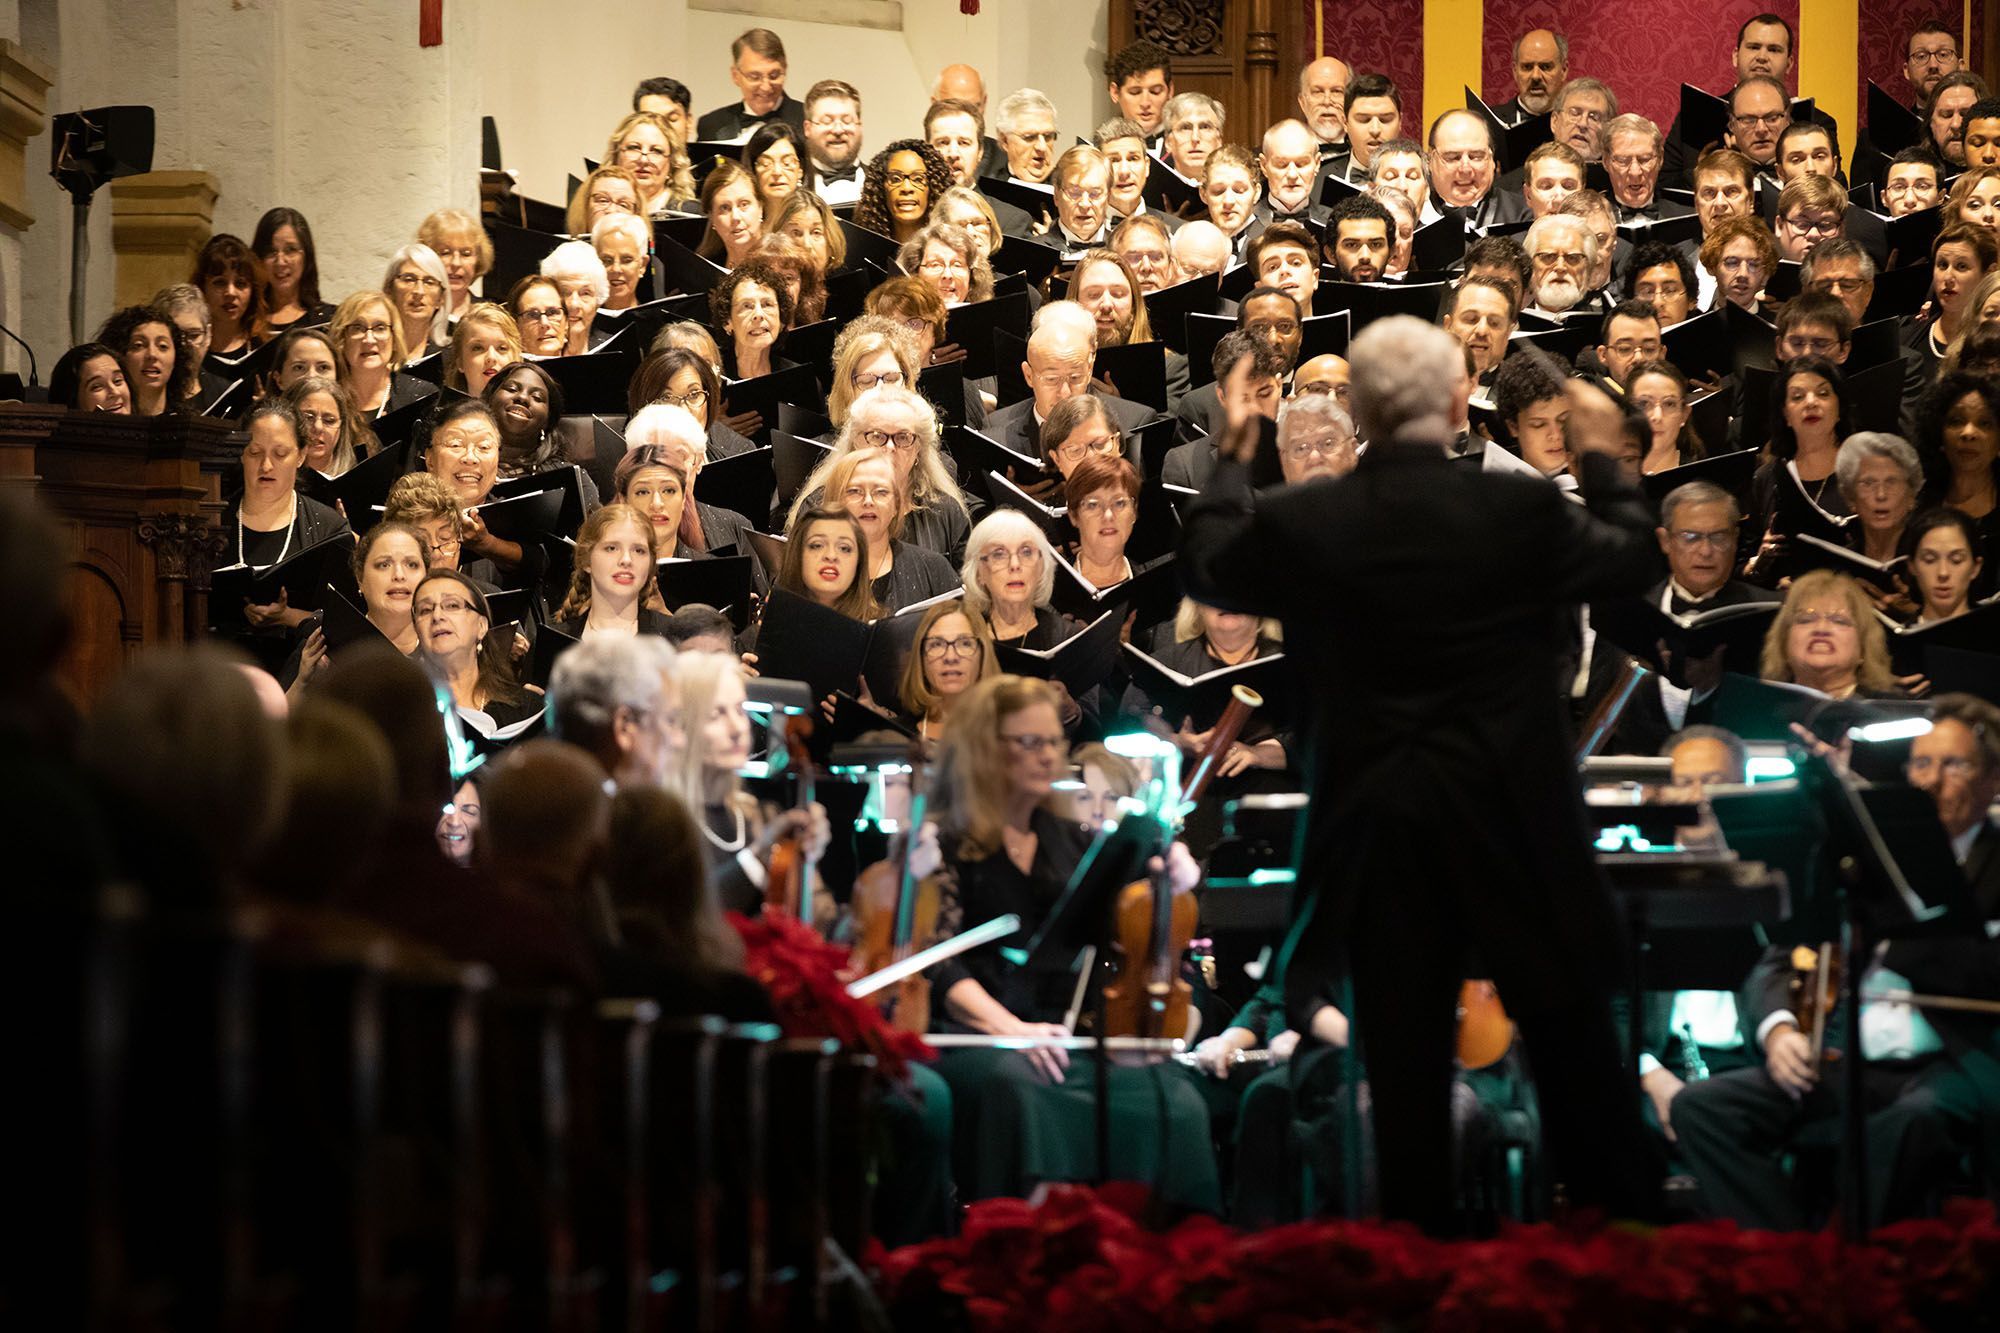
[629, 346, 758, 460]
[442, 302, 521, 397]
[218, 401, 351, 674]
[540, 241, 608, 355]
[417, 207, 492, 323]
[1915, 373, 2000, 566]
[1699, 216, 1777, 315]
[1040, 394, 1125, 486]
[1756, 571, 1900, 699]
[423, 400, 527, 576]
[486, 359, 601, 510]
[191, 233, 265, 360]
[436, 773, 483, 867]
[329, 290, 429, 419]
[344, 523, 429, 659]
[623, 404, 767, 581]
[697, 159, 767, 270]
[744, 120, 812, 214]
[852, 139, 952, 245]
[48, 342, 129, 413]
[252, 206, 334, 335]
[1909, 224, 1998, 375]
[770, 190, 846, 279]
[1179, 319, 1665, 1229]
[283, 376, 375, 479]
[1197, 144, 1258, 259]
[412, 569, 539, 736]
[897, 220, 992, 307]
[1673, 692, 2000, 1230]
[1275, 390, 1358, 485]
[897, 598, 995, 745]
[508, 275, 570, 357]
[1944, 168, 2000, 235]
[924, 673, 1220, 1209]
[614, 445, 706, 563]
[605, 110, 696, 219]
[151, 282, 232, 409]
[769, 505, 880, 620]
[1063, 453, 1141, 589]
[1901, 508, 1985, 627]
[669, 650, 830, 919]
[383, 472, 499, 589]
[712, 260, 792, 381]
[1831, 434, 1922, 569]
[384, 243, 449, 359]
[959, 510, 1067, 648]
[823, 446, 958, 611]
[827, 316, 921, 434]
[791, 385, 973, 560]
[1744, 356, 1854, 578]
[96, 304, 190, 418]
[566, 163, 642, 238]
[267, 326, 338, 393]
[1627, 362, 1704, 474]
[550, 504, 672, 641]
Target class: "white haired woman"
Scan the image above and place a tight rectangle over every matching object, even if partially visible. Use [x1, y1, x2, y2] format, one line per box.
[540, 240, 610, 355]
[788, 384, 973, 560]
[592, 212, 653, 313]
[625, 402, 769, 593]
[383, 243, 450, 357]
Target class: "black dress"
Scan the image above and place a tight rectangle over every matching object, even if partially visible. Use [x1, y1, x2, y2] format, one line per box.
[927, 807, 1222, 1210]
[871, 541, 960, 612]
[548, 609, 675, 640]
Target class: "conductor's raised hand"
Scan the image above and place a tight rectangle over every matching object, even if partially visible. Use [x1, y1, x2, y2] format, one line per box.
[1214, 350, 1264, 465]
[1563, 376, 1630, 459]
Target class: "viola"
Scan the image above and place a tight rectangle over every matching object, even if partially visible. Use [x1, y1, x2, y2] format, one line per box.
[850, 753, 940, 1033]
[1101, 685, 1261, 1040]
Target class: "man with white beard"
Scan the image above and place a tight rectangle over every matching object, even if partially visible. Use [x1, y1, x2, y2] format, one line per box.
[1521, 214, 1598, 319]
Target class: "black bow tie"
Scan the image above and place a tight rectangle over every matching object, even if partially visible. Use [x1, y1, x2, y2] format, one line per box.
[819, 167, 858, 184]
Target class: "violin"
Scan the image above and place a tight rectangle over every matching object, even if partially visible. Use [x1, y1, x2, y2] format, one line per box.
[850, 754, 940, 1033]
[1101, 685, 1261, 1039]
[764, 713, 817, 926]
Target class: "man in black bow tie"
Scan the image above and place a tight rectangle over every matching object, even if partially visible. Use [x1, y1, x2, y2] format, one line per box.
[695, 28, 806, 143]
[806, 79, 866, 206]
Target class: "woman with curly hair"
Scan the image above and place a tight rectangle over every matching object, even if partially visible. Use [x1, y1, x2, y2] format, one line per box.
[550, 503, 671, 640]
[96, 305, 196, 417]
[747, 233, 827, 325]
[709, 259, 795, 380]
[853, 139, 955, 244]
[896, 219, 994, 306]
[1915, 372, 2000, 581]
[190, 233, 267, 358]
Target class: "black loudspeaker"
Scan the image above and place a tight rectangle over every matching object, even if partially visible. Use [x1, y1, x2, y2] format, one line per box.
[51, 105, 154, 201]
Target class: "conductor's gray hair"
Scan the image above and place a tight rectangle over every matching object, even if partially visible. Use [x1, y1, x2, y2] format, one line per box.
[1348, 315, 1464, 442]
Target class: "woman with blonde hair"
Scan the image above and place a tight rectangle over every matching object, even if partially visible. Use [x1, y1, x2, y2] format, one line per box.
[788, 384, 972, 560]
[933, 186, 1003, 263]
[442, 302, 523, 396]
[1758, 570, 1898, 698]
[896, 597, 995, 742]
[670, 649, 831, 917]
[822, 446, 959, 610]
[417, 207, 493, 321]
[767, 189, 848, 274]
[826, 316, 922, 429]
[566, 163, 643, 237]
[923, 672, 1216, 1207]
[605, 110, 696, 216]
[328, 290, 427, 417]
[282, 374, 377, 478]
[550, 504, 670, 640]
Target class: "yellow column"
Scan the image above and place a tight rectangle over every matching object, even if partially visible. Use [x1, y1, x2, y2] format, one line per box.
[1424, 0, 1485, 129]
[1798, 0, 1857, 150]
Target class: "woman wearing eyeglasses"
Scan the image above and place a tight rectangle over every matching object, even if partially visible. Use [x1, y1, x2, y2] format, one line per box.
[1038, 394, 1125, 491]
[824, 446, 958, 612]
[565, 164, 644, 238]
[896, 220, 994, 307]
[628, 346, 758, 462]
[923, 673, 1218, 1209]
[506, 275, 570, 357]
[960, 509, 1070, 649]
[604, 111, 696, 218]
[1063, 453, 1143, 590]
[412, 568, 539, 734]
[418, 209, 494, 324]
[896, 598, 995, 741]
[383, 244, 450, 358]
[827, 316, 921, 434]
[328, 291, 432, 419]
[854, 139, 954, 244]
[790, 385, 974, 562]
[1757, 570, 1899, 700]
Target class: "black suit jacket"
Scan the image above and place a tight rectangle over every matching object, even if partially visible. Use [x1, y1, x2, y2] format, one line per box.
[695, 95, 805, 142]
[1582, 577, 1784, 756]
[1180, 441, 1662, 1022]
[983, 392, 1158, 469]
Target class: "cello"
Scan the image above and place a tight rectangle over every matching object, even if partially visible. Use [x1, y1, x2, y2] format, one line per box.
[1100, 685, 1262, 1039]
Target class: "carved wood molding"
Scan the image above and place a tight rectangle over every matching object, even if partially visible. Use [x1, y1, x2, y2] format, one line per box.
[1135, 0, 1225, 56]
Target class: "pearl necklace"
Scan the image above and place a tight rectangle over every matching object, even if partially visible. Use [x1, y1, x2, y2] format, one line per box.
[238, 495, 298, 569]
[702, 803, 746, 852]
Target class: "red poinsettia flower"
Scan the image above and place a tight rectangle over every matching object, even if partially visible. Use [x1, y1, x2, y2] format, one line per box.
[728, 908, 933, 1079]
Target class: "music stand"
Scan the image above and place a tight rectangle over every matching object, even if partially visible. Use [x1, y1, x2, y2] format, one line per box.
[1799, 736, 1982, 1241]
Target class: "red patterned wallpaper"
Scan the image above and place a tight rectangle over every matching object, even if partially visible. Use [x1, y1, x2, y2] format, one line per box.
[1858, 3, 1977, 127]
[1308, 0, 1431, 134]
[1475, 0, 1802, 131]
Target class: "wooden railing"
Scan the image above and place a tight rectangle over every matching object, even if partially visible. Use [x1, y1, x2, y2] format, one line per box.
[0, 406, 241, 703]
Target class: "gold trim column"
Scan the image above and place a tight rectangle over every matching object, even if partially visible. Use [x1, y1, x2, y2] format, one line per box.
[1424, 0, 1484, 132]
[0, 40, 53, 232]
[1798, 0, 1857, 156]
[109, 171, 220, 309]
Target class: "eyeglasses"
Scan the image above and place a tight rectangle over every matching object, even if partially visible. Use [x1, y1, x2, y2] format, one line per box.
[1793, 610, 1855, 629]
[1009, 130, 1060, 147]
[423, 534, 463, 556]
[587, 191, 633, 209]
[842, 484, 895, 505]
[884, 171, 929, 189]
[264, 244, 306, 260]
[1532, 251, 1587, 269]
[1054, 435, 1119, 463]
[1558, 106, 1608, 126]
[919, 256, 969, 275]
[1282, 434, 1352, 459]
[1732, 111, 1789, 128]
[1671, 529, 1737, 550]
[1782, 335, 1842, 357]
[1434, 149, 1493, 168]
[617, 142, 669, 161]
[349, 322, 393, 340]
[923, 634, 980, 659]
[1075, 496, 1133, 517]
[734, 68, 785, 86]
[1034, 370, 1092, 391]
[394, 273, 445, 292]
[661, 386, 708, 409]
[853, 369, 904, 389]
[1000, 732, 1068, 756]
[1060, 185, 1108, 205]
[1909, 46, 1958, 65]
[810, 115, 860, 130]
[1606, 339, 1662, 359]
[980, 544, 1041, 568]
[1607, 154, 1659, 172]
[1907, 754, 1979, 779]
[1783, 214, 1841, 237]
[861, 428, 921, 451]
[519, 306, 565, 325]
[1634, 281, 1686, 302]
[414, 595, 477, 618]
